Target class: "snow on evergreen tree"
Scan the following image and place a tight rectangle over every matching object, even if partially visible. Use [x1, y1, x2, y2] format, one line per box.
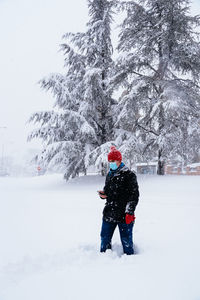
[28, 0, 116, 179]
[114, 0, 200, 174]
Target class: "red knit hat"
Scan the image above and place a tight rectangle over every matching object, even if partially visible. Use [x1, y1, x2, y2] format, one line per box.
[108, 146, 122, 161]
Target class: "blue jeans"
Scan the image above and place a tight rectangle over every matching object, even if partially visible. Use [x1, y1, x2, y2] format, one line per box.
[100, 219, 134, 255]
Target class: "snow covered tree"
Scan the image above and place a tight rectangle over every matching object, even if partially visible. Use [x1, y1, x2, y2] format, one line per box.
[28, 0, 116, 179]
[74, 0, 116, 175]
[114, 0, 200, 174]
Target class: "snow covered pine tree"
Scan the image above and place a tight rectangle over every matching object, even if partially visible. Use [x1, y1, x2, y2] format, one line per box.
[114, 0, 200, 174]
[28, 0, 116, 179]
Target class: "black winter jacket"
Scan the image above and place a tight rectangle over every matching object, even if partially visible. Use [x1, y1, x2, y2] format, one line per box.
[102, 164, 139, 223]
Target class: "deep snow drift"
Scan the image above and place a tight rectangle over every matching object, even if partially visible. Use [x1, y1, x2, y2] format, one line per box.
[0, 174, 200, 300]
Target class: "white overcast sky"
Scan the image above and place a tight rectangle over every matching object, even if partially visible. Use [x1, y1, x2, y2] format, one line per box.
[0, 0, 200, 157]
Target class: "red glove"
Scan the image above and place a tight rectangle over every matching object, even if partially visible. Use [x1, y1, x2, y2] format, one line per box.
[125, 214, 136, 224]
[98, 191, 107, 199]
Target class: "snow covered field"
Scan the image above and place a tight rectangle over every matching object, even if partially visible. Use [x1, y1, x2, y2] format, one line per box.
[0, 174, 200, 300]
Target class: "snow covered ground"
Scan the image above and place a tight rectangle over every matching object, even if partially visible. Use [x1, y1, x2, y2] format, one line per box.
[0, 174, 200, 300]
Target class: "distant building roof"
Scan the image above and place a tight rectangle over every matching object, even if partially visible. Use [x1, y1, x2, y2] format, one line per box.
[136, 162, 157, 166]
[187, 163, 200, 168]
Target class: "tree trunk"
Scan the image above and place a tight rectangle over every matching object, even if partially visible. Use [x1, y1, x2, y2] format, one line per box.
[101, 162, 107, 176]
[157, 149, 165, 175]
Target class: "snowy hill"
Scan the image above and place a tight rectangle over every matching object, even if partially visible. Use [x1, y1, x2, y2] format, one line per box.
[0, 174, 200, 300]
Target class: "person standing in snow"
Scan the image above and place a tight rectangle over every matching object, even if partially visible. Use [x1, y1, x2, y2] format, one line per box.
[98, 146, 139, 255]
